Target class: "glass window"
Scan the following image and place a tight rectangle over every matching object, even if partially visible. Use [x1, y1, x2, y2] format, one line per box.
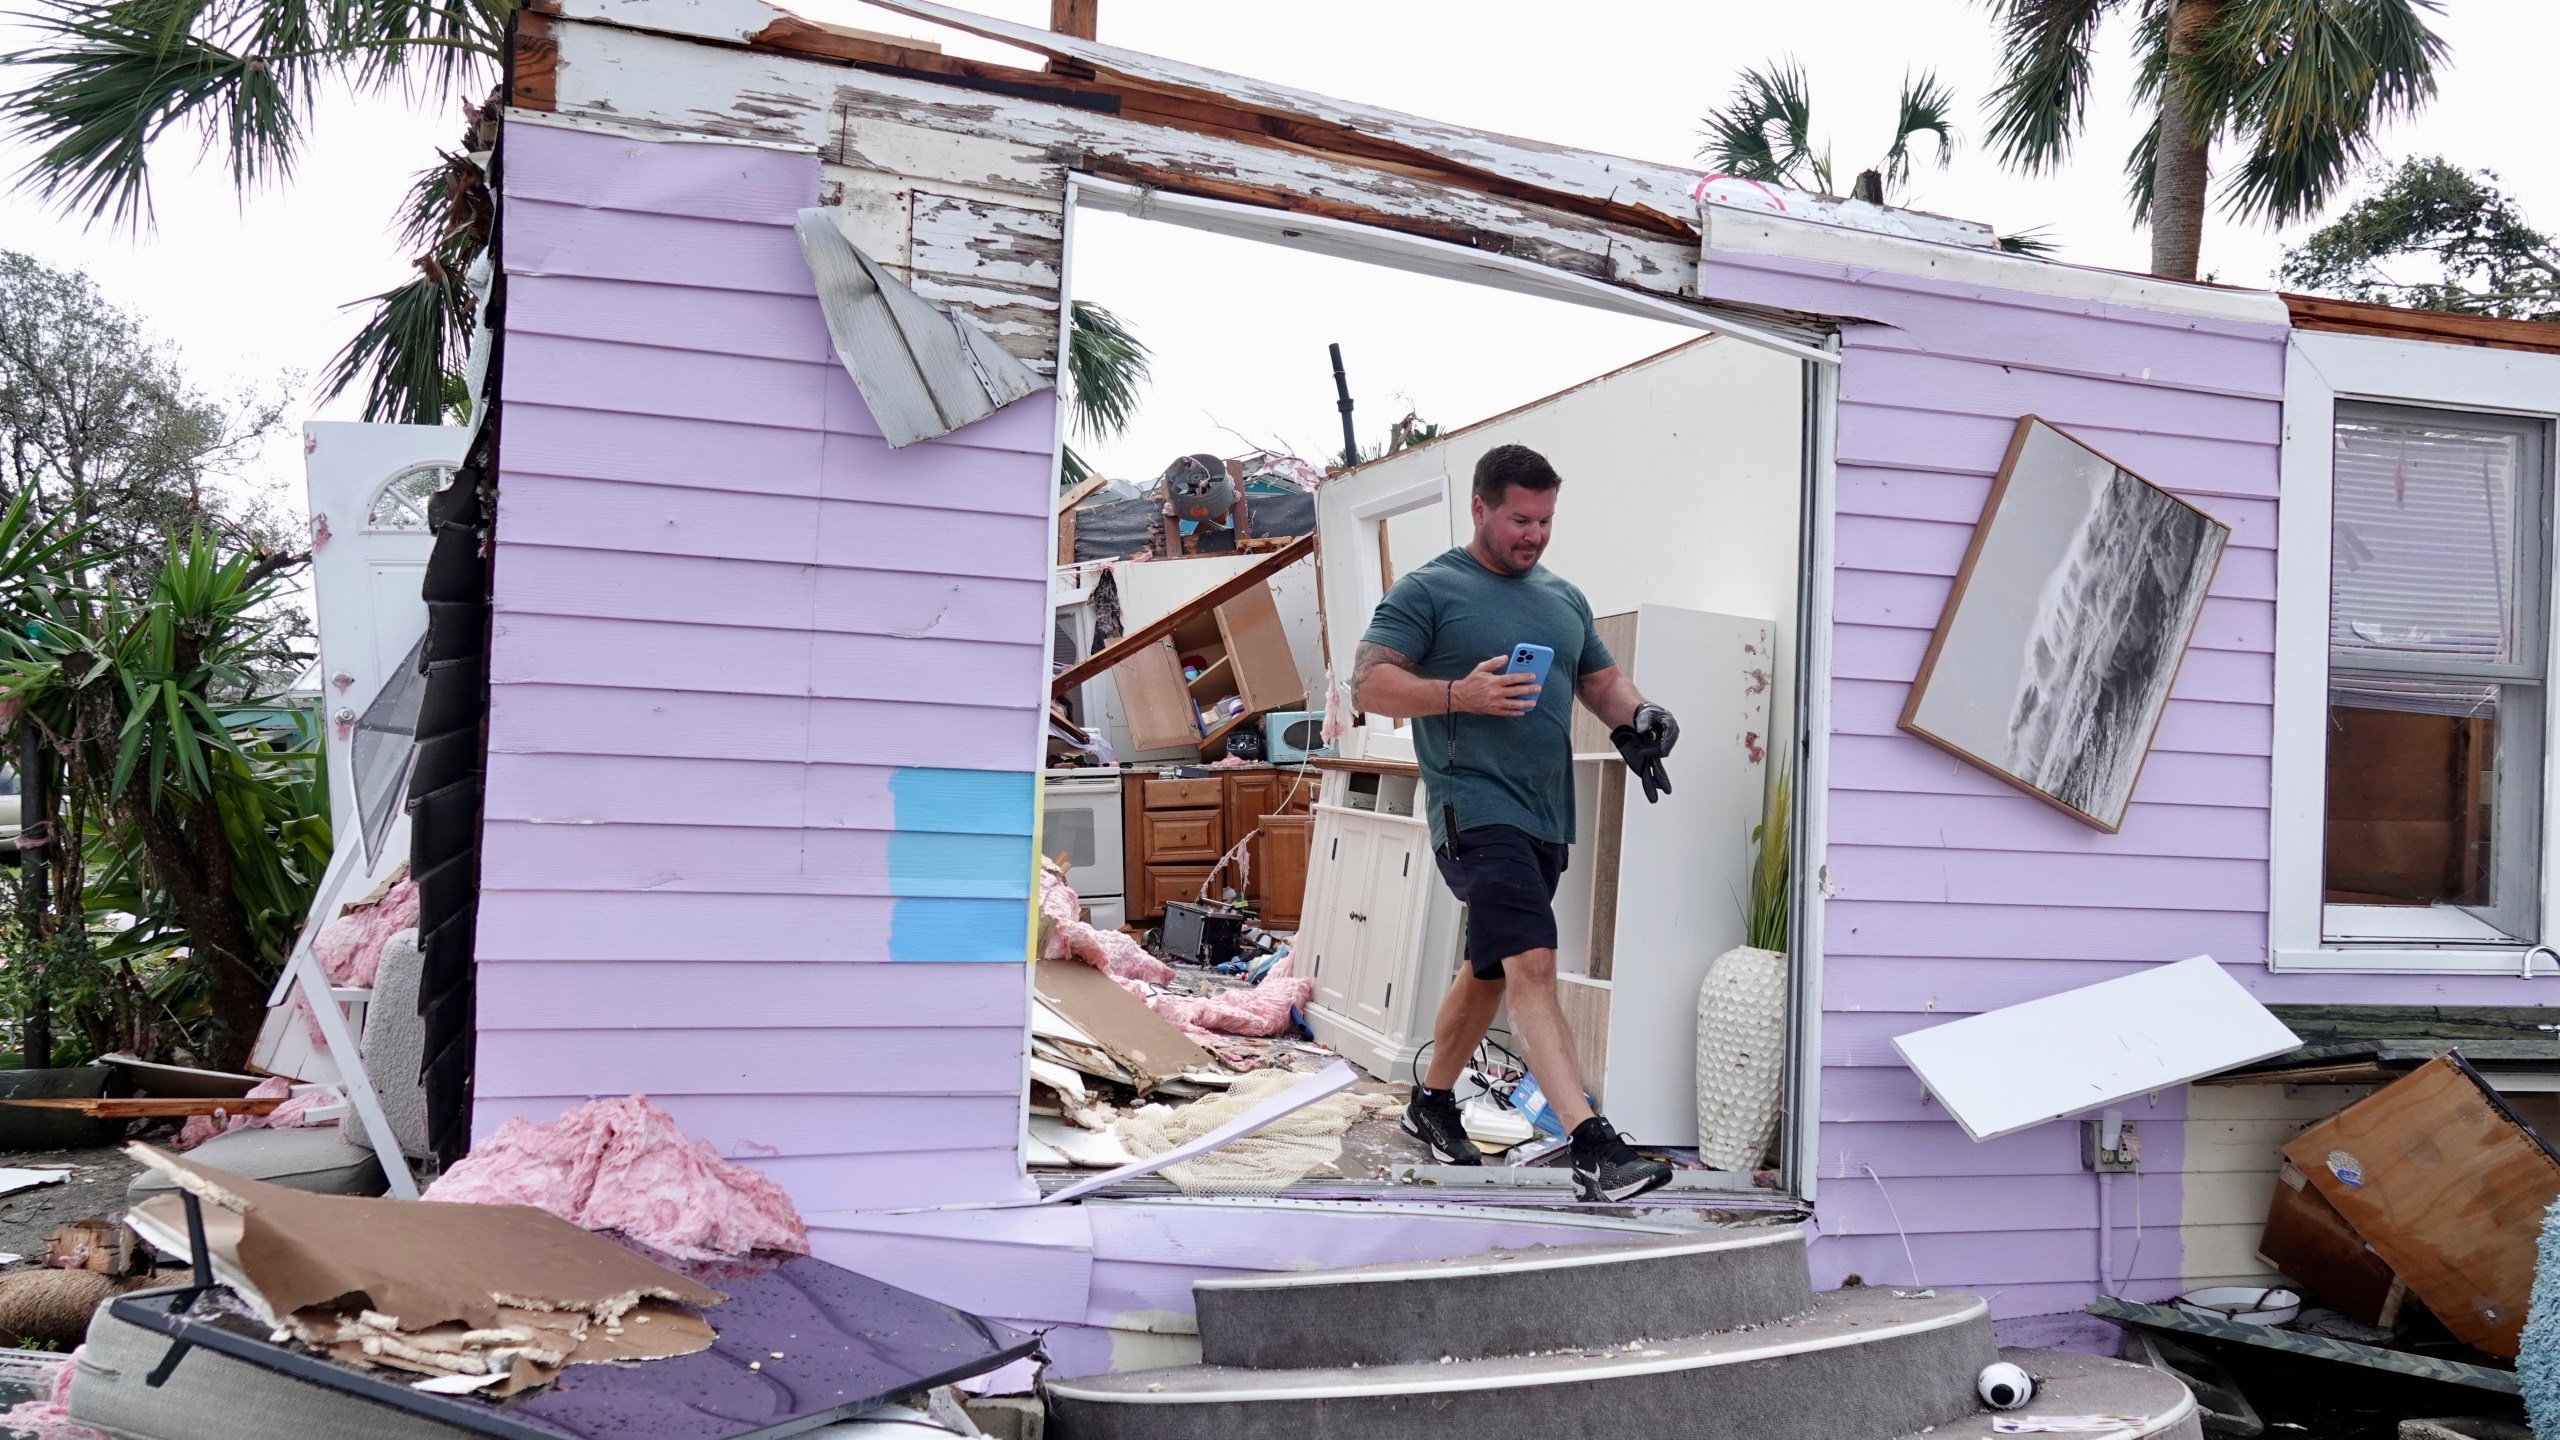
[353, 636, 428, 865]
[367, 464, 453, 532]
[2324, 405, 2549, 941]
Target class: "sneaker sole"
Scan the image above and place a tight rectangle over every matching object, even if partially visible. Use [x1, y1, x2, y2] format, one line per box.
[1400, 1115, 1483, 1166]
[1572, 1166, 1673, 1203]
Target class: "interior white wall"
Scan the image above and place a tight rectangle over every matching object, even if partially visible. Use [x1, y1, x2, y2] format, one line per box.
[1319, 336, 1806, 748]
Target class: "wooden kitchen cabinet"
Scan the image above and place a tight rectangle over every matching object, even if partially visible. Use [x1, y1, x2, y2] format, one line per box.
[1108, 583, 1306, 759]
[1257, 814, 1314, 931]
[1120, 764, 1318, 921]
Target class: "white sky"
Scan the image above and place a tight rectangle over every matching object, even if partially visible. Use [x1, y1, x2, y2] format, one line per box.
[2, 0, 2554, 496]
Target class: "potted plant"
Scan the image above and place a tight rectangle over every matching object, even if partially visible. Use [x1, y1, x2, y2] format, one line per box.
[1695, 765, 1790, 1173]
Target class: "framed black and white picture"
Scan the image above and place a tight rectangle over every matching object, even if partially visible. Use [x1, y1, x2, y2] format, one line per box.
[1899, 416, 2230, 832]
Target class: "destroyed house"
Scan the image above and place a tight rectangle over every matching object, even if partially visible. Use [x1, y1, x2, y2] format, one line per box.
[297, 0, 2560, 1385]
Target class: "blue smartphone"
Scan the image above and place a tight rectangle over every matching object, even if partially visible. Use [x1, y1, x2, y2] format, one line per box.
[1503, 642, 1556, 697]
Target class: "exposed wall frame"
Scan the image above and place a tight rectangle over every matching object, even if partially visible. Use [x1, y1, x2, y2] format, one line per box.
[2271, 331, 2560, 974]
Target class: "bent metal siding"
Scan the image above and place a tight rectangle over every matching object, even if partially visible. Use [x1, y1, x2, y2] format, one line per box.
[477, 118, 1049, 1212]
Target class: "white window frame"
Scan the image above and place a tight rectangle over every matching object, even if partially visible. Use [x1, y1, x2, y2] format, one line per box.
[2272, 331, 2560, 973]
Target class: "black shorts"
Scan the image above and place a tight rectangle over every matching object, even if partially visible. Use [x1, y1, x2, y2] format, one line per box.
[1434, 824, 1571, 980]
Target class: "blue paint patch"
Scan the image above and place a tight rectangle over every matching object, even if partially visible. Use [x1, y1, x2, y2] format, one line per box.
[889, 767, 1036, 836]
[889, 897, 1031, 962]
[885, 769, 1038, 961]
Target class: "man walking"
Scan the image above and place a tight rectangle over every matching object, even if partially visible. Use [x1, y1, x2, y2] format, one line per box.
[1353, 443, 1680, 1203]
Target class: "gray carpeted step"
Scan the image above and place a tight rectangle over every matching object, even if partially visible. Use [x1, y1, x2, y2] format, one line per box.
[1887, 1347, 2204, 1440]
[1047, 1285, 1997, 1440]
[1193, 1225, 1812, 1369]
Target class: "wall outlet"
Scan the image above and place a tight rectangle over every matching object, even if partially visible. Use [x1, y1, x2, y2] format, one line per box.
[2079, 1119, 2139, 1173]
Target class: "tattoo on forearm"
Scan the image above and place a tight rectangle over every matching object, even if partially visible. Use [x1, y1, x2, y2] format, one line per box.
[1352, 642, 1412, 698]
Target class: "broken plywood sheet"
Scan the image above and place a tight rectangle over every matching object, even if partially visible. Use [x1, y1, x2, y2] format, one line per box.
[1033, 960, 1211, 1092]
[2283, 1054, 2560, 1359]
[2258, 1161, 2404, 1327]
[1893, 956, 2299, 1141]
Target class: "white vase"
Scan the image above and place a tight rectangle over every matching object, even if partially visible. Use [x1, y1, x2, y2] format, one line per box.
[1695, 945, 1788, 1173]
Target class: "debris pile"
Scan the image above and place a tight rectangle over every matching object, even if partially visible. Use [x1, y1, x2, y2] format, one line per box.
[425, 1095, 808, 1262]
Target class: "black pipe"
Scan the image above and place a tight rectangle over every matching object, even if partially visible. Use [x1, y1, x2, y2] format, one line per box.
[1329, 343, 1357, 469]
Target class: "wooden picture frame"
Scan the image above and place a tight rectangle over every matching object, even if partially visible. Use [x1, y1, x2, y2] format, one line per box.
[1898, 415, 2231, 833]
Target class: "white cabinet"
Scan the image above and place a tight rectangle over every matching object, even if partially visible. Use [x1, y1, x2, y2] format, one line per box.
[1300, 801, 1439, 1076]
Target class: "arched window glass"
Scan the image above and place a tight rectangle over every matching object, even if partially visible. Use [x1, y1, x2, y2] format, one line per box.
[366, 463, 453, 532]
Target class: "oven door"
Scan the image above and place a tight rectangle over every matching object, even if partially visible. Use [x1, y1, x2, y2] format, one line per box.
[1041, 773, 1124, 900]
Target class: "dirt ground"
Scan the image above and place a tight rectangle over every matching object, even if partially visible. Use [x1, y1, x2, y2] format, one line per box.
[0, 1144, 145, 1262]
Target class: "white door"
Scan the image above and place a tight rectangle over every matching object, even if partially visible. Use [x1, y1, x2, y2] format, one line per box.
[1303, 812, 1372, 1017]
[1353, 822, 1425, 1036]
[302, 422, 458, 864]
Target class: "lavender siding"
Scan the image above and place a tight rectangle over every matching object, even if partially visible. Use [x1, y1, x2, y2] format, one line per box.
[477, 120, 1049, 1212]
[1706, 246, 2557, 1320]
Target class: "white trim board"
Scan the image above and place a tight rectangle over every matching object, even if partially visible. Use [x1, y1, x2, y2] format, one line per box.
[1070, 176, 1837, 367]
[2270, 331, 2560, 974]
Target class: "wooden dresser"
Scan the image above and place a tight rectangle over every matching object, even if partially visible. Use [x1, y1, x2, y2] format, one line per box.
[1120, 764, 1317, 922]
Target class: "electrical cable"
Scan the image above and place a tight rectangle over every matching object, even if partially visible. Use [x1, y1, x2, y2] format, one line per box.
[1862, 1164, 1923, 1289]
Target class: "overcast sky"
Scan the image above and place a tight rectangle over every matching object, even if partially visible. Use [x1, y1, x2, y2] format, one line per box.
[3, 0, 2554, 497]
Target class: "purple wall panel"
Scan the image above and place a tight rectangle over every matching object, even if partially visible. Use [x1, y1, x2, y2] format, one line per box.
[479, 121, 1049, 1216]
[1706, 243, 2289, 1319]
[504, 120, 816, 224]
[807, 1207, 1096, 1326]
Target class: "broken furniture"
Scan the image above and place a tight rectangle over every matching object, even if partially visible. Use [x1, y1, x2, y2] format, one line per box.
[1052, 534, 1314, 762]
[0, 1065, 129, 1150]
[2279, 1053, 2559, 1360]
[1118, 764, 1315, 922]
[93, 1146, 1035, 1439]
[1051, 1225, 2200, 1437]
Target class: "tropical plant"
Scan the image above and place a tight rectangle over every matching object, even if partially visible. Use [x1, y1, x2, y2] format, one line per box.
[0, 520, 327, 1069]
[1981, 0, 2447, 281]
[2280, 156, 2560, 321]
[1061, 300, 1153, 487]
[1744, 763, 1792, 954]
[1, 0, 509, 422]
[1700, 62, 1957, 205]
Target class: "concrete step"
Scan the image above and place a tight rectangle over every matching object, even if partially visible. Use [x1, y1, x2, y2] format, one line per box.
[1887, 1348, 2204, 1440]
[1047, 1285, 1997, 1440]
[1193, 1225, 1811, 1369]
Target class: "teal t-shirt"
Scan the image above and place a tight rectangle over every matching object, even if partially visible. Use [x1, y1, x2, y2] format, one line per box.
[1360, 548, 1614, 850]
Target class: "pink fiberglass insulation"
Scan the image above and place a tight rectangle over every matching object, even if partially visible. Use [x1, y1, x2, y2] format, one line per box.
[1040, 866, 1173, 985]
[1, 1350, 104, 1440]
[425, 1095, 809, 1261]
[313, 877, 420, 987]
[1149, 956, 1311, 1041]
[170, 1075, 329, 1151]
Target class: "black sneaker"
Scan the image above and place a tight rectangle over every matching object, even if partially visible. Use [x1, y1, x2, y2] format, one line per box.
[1401, 1087, 1483, 1165]
[1571, 1116, 1672, 1202]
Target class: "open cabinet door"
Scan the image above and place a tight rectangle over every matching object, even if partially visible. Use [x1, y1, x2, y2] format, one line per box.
[1312, 458, 1458, 763]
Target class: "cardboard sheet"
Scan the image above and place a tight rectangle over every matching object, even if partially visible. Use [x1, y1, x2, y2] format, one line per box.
[128, 1144, 722, 1330]
[1033, 960, 1212, 1091]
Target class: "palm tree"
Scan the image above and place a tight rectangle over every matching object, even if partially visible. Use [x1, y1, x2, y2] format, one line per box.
[1981, 0, 2446, 281]
[2, 0, 510, 422]
[1060, 300, 1151, 488]
[1700, 62, 1958, 206]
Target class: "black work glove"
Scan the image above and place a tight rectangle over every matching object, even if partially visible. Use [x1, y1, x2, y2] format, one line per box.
[1631, 703, 1678, 755]
[1611, 720, 1675, 804]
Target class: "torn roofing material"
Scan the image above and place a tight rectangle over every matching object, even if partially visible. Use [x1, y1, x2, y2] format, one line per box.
[792, 207, 1049, 447]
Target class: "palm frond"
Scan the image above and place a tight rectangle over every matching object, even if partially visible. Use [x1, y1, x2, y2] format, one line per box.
[1980, 0, 2122, 173]
[1997, 226, 2063, 256]
[1883, 70, 1959, 192]
[317, 266, 468, 424]
[2207, 0, 2448, 225]
[0, 0, 503, 230]
[1699, 61, 1823, 191]
[1065, 300, 1150, 443]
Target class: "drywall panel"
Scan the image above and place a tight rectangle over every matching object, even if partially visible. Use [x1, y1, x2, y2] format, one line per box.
[1891, 957, 2299, 1141]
